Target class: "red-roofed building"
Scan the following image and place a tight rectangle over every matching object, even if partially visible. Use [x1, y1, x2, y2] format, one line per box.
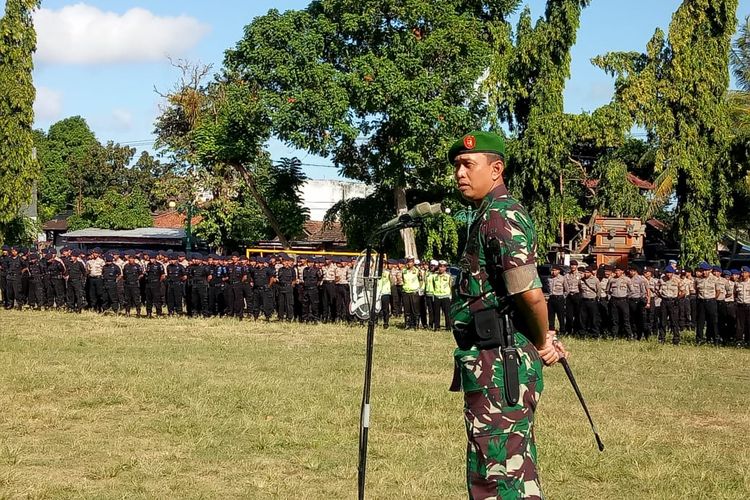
[254, 220, 349, 252]
[152, 210, 202, 229]
[582, 172, 655, 191]
[302, 220, 346, 244]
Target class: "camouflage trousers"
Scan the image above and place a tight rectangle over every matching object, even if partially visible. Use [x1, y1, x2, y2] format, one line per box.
[455, 334, 544, 500]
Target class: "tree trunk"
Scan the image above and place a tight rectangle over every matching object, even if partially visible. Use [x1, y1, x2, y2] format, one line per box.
[232, 162, 291, 249]
[394, 185, 418, 258]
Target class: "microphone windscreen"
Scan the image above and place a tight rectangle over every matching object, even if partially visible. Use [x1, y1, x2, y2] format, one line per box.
[412, 202, 433, 217]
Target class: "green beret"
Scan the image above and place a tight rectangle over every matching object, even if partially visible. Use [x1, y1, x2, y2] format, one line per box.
[448, 130, 506, 164]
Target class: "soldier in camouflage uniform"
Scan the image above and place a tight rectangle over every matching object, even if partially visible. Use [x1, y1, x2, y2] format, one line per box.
[449, 131, 567, 500]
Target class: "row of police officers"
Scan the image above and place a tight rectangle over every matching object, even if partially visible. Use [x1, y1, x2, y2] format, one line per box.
[546, 260, 750, 346]
[0, 245, 457, 330]
[0, 246, 351, 322]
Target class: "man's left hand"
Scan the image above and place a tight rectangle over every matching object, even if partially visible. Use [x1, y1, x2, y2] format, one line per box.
[539, 331, 570, 366]
[539, 331, 560, 366]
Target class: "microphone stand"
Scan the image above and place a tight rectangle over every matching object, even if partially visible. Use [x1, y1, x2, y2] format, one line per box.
[357, 217, 423, 500]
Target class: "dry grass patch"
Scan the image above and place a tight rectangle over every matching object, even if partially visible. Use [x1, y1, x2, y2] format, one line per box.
[0, 310, 748, 499]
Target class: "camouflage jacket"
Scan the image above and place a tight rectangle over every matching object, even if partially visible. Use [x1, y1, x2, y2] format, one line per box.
[450, 184, 542, 334]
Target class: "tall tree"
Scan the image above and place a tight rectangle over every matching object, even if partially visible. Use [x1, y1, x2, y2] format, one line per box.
[484, 1, 607, 253]
[264, 157, 310, 240]
[0, 0, 40, 235]
[226, 1, 505, 257]
[731, 15, 750, 91]
[154, 60, 292, 247]
[37, 116, 99, 217]
[67, 188, 153, 231]
[594, 0, 738, 264]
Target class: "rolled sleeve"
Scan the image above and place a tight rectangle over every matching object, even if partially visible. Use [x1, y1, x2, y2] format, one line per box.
[483, 205, 541, 296]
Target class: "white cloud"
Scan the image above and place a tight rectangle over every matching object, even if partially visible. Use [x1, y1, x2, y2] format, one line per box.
[111, 108, 133, 131]
[34, 86, 63, 121]
[34, 3, 210, 65]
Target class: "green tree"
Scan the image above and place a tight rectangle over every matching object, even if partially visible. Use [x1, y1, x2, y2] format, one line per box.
[67, 188, 153, 231]
[155, 60, 292, 247]
[38, 116, 99, 217]
[0, 0, 40, 237]
[731, 16, 750, 91]
[226, 1, 504, 257]
[483, 1, 610, 254]
[594, 0, 738, 265]
[263, 157, 309, 240]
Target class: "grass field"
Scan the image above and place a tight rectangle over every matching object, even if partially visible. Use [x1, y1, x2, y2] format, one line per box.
[0, 310, 749, 499]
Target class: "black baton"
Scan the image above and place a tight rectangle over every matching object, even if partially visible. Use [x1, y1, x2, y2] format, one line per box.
[559, 357, 605, 452]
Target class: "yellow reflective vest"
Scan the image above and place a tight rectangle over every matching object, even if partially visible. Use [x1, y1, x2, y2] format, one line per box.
[379, 272, 391, 295]
[402, 268, 421, 293]
[433, 272, 452, 299]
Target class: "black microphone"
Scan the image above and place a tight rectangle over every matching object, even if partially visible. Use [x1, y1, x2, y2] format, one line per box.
[378, 203, 442, 232]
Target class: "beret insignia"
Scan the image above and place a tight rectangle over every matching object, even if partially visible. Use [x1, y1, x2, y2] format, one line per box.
[463, 135, 476, 150]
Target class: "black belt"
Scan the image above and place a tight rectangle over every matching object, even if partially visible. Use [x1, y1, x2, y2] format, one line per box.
[451, 309, 519, 406]
[611, 296, 627, 300]
[550, 295, 564, 299]
[581, 297, 596, 301]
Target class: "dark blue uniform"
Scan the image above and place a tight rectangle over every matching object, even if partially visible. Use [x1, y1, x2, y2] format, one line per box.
[188, 261, 210, 317]
[45, 257, 66, 308]
[251, 265, 275, 320]
[7, 254, 27, 309]
[302, 265, 322, 322]
[27, 257, 45, 309]
[66, 257, 87, 312]
[165, 262, 186, 315]
[225, 262, 246, 318]
[102, 261, 122, 312]
[144, 260, 165, 317]
[122, 262, 143, 315]
[208, 261, 226, 316]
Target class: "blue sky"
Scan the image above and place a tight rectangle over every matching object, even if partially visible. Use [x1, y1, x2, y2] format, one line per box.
[25, 0, 750, 179]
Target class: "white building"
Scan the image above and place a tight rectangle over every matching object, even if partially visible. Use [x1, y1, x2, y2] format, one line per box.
[300, 179, 373, 221]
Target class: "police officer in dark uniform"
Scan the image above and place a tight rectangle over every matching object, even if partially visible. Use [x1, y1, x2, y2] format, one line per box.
[122, 253, 143, 316]
[0, 245, 9, 308]
[45, 250, 66, 309]
[276, 256, 297, 321]
[7, 247, 27, 309]
[165, 255, 186, 316]
[66, 250, 87, 313]
[40, 250, 52, 308]
[143, 251, 165, 317]
[207, 254, 225, 316]
[102, 254, 122, 313]
[26, 253, 45, 309]
[251, 258, 275, 320]
[246, 256, 256, 315]
[19, 248, 30, 305]
[225, 252, 246, 319]
[188, 253, 210, 317]
[302, 257, 323, 322]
